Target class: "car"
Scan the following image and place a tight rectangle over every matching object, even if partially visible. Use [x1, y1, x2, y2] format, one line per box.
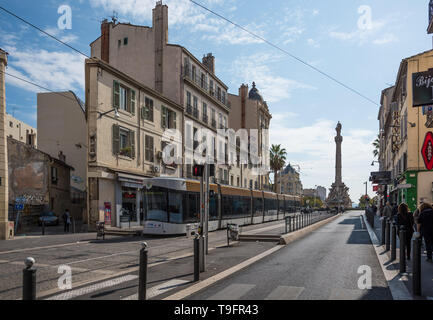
[38, 211, 59, 226]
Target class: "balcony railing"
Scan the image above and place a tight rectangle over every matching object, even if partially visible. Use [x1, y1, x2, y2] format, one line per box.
[186, 105, 192, 115]
[211, 119, 216, 128]
[202, 114, 208, 124]
[193, 109, 199, 119]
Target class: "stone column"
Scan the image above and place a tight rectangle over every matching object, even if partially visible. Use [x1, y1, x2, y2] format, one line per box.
[335, 122, 343, 185]
[0, 50, 9, 240]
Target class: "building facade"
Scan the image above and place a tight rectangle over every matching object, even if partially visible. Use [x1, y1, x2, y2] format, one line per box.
[228, 83, 272, 191]
[89, 2, 232, 186]
[6, 113, 36, 147]
[278, 164, 303, 196]
[85, 57, 183, 228]
[377, 49, 433, 212]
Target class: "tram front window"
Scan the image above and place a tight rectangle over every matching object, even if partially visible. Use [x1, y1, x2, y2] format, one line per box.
[145, 187, 168, 222]
[168, 192, 183, 223]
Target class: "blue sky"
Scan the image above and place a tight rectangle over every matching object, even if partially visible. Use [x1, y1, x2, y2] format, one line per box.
[0, 0, 431, 202]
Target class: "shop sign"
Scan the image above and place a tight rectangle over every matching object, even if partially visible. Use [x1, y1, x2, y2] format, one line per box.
[413, 69, 433, 107]
[122, 192, 136, 199]
[421, 131, 433, 170]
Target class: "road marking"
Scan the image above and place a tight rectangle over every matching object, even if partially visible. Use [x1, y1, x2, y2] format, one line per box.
[328, 288, 366, 300]
[362, 213, 412, 300]
[207, 284, 255, 300]
[121, 279, 189, 300]
[264, 286, 304, 300]
[163, 245, 284, 300]
[0, 241, 92, 255]
[45, 275, 138, 300]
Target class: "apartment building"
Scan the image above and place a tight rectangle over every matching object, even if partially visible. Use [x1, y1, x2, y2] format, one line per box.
[228, 83, 272, 190]
[85, 57, 183, 228]
[377, 49, 433, 212]
[6, 113, 36, 147]
[278, 164, 303, 196]
[89, 2, 231, 184]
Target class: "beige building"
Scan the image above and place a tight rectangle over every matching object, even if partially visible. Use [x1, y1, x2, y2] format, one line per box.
[5, 113, 36, 146]
[90, 2, 231, 184]
[377, 49, 433, 212]
[278, 164, 303, 196]
[228, 83, 272, 190]
[86, 57, 183, 228]
[0, 48, 11, 239]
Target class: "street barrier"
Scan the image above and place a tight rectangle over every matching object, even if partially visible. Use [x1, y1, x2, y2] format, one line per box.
[22, 257, 36, 300]
[412, 236, 422, 296]
[227, 223, 239, 247]
[285, 216, 291, 234]
[385, 218, 391, 251]
[381, 218, 386, 245]
[391, 223, 397, 261]
[138, 242, 148, 300]
[96, 221, 105, 240]
[399, 227, 406, 274]
[194, 235, 200, 282]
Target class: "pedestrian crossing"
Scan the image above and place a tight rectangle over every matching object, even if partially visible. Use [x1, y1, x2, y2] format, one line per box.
[121, 279, 189, 300]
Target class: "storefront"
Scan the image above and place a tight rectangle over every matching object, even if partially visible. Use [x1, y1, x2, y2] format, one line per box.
[116, 173, 146, 228]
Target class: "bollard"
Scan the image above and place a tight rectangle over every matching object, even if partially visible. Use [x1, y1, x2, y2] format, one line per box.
[385, 219, 391, 251]
[399, 227, 406, 274]
[194, 235, 200, 282]
[381, 218, 386, 245]
[412, 236, 422, 296]
[138, 242, 148, 300]
[391, 223, 397, 261]
[285, 217, 288, 234]
[289, 216, 292, 232]
[22, 257, 36, 300]
[42, 219, 45, 236]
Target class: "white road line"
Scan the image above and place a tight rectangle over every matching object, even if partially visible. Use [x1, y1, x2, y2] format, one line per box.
[362, 213, 412, 300]
[207, 284, 255, 300]
[121, 279, 189, 300]
[45, 275, 138, 300]
[328, 288, 366, 300]
[264, 286, 304, 300]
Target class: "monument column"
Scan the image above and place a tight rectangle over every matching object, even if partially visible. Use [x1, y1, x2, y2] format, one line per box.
[335, 122, 343, 185]
[0, 49, 9, 240]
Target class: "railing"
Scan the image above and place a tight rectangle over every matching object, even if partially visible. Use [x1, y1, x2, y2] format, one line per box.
[186, 105, 192, 115]
[193, 109, 199, 119]
[202, 114, 208, 124]
[211, 119, 217, 128]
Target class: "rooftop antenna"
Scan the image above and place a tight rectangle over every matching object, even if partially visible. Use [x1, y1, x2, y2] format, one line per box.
[110, 11, 118, 24]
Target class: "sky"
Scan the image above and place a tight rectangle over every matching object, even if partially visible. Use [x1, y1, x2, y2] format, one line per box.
[0, 0, 432, 203]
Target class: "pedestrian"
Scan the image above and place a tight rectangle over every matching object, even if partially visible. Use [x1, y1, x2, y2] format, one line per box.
[63, 209, 71, 233]
[383, 201, 392, 220]
[396, 203, 414, 260]
[379, 203, 384, 217]
[416, 203, 433, 262]
[391, 203, 398, 223]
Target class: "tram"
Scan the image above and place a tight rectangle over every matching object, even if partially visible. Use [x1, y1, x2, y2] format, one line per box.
[141, 177, 301, 235]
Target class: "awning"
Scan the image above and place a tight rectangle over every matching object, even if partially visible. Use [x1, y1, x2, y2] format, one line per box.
[117, 172, 146, 189]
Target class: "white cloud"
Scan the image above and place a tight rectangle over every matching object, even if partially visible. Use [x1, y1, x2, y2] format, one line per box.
[307, 38, 319, 48]
[230, 53, 316, 103]
[201, 23, 265, 45]
[373, 33, 399, 45]
[270, 119, 376, 201]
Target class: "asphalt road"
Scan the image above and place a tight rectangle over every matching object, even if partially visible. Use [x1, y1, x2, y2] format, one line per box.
[187, 211, 393, 300]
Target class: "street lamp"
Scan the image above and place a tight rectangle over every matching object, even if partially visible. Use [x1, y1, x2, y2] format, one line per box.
[371, 160, 379, 166]
[98, 108, 120, 119]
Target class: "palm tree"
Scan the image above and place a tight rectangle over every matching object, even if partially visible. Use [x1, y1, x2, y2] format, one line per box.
[372, 135, 380, 158]
[270, 144, 287, 193]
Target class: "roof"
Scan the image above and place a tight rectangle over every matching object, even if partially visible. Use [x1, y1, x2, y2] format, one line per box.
[248, 82, 263, 102]
[282, 163, 298, 175]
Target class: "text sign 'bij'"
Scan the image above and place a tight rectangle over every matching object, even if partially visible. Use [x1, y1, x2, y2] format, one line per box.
[413, 69, 433, 107]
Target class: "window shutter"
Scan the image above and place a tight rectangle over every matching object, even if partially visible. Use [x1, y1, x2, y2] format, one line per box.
[141, 106, 145, 120]
[173, 111, 177, 129]
[161, 106, 166, 129]
[149, 100, 154, 122]
[150, 137, 154, 162]
[130, 90, 136, 115]
[130, 130, 135, 159]
[112, 124, 120, 155]
[113, 81, 120, 109]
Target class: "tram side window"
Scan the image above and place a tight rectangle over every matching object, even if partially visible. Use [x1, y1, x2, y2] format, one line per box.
[222, 196, 233, 218]
[265, 198, 278, 217]
[184, 192, 199, 223]
[145, 187, 167, 222]
[254, 198, 263, 217]
[209, 193, 218, 220]
[279, 199, 285, 214]
[168, 192, 183, 223]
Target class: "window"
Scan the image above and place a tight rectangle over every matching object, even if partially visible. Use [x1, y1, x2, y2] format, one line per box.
[218, 113, 223, 129]
[118, 40, 121, 47]
[161, 106, 177, 129]
[51, 166, 58, 185]
[113, 81, 136, 115]
[193, 96, 198, 118]
[141, 97, 154, 122]
[9, 121, 12, 128]
[145, 135, 154, 162]
[202, 102, 208, 123]
[217, 87, 221, 100]
[124, 37, 128, 45]
[211, 109, 216, 128]
[192, 65, 196, 82]
[112, 124, 135, 158]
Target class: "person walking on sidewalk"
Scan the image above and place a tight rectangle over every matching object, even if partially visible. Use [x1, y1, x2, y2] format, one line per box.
[63, 209, 71, 233]
[383, 201, 393, 220]
[396, 203, 414, 260]
[416, 203, 433, 262]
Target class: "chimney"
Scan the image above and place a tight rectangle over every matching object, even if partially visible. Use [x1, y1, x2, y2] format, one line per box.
[153, 1, 168, 93]
[239, 84, 248, 128]
[202, 53, 215, 74]
[58, 151, 66, 163]
[101, 19, 110, 63]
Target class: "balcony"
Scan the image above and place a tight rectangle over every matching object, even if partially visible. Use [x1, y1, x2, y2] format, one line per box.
[202, 114, 208, 124]
[193, 108, 199, 119]
[211, 119, 217, 128]
[186, 105, 192, 115]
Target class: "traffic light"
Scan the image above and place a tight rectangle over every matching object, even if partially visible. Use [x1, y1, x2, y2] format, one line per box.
[193, 164, 204, 177]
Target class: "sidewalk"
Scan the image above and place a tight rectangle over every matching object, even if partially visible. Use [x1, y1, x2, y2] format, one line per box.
[370, 213, 433, 299]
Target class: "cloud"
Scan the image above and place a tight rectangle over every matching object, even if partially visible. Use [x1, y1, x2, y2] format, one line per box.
[43, 27, 79, 43]
[201, 22, 265, 45]
[230, 53, 316, 103]
[5, 47, 85, 94]
[373, 33, 399, 45]
[270, 119, 376, 201]
[307, 38, 319, 48]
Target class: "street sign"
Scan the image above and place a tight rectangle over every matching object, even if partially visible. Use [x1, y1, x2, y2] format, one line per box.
[413, 69, 433, 107]
[397, 184, 413, 189]
[373, 185, 379, 192]
[370, 171, 392, 184]
[14, 203, 24, 211]
[421, 131, 433, 170]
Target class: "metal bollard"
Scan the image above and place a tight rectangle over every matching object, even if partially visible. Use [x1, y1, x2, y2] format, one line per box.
[412, 236, 422, 296]
[22, 257, 36, 300]
[399, 227, 406, 274]
[42, 220, 45, 236]
[381, 218, 386, 245]
[391, 223, 397, 261]
[138, 242, 148, 300]
[194, 235, 200, 282]
[385, 219, 391, 251]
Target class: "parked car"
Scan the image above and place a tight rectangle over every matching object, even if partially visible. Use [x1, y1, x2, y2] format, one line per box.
[301, 207, 313, 214]
[38, 211, 59, 226]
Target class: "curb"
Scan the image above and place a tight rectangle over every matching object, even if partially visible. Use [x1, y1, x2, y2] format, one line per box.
[361, 213, 413, 300]
[279, 214, 342, 245]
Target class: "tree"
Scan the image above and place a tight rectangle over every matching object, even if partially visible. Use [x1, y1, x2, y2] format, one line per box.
[358, 195, 374, 209]
[270, 144, 287, 193]
[302, 196, 323, 208]
[372, 134, 380, 158]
